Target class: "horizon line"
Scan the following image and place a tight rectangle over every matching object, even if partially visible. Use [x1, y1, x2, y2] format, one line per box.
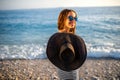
[0, 5, 120, 11]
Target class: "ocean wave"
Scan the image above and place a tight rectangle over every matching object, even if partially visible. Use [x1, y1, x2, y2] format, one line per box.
[0, 43, 120, 59]
[0, 44, 47, 59]
[87, 43, 120, 59]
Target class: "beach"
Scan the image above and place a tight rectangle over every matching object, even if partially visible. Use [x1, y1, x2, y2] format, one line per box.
[0, 58, 120, 80]
[0, 7, 120, 80]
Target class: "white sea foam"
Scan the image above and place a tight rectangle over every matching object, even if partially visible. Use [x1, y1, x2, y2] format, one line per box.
[87, 43, 120, 58]
[0, 44, 46, 59]
[0, 43, 120, 59]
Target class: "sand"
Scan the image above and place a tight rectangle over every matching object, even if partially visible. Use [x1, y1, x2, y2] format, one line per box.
[0, 58, 120, 80]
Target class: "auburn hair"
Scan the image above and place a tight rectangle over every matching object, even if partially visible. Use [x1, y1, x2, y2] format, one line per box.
[57, 9, 77, 33]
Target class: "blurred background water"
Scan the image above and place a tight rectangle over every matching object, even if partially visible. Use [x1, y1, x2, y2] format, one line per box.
[0, 7, 120, 59]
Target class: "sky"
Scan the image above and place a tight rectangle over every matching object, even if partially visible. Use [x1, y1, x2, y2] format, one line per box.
[0, 0, 120, 10]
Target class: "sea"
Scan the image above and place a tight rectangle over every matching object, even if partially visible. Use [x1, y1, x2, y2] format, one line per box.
[0, 6, 120, 60]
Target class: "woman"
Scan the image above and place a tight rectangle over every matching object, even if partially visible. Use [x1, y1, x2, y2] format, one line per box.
[57, 9, 79, 80]
[58, 9, 77, 34]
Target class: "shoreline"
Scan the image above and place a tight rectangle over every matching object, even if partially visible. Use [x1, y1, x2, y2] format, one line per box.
[0, 58, 120, 80]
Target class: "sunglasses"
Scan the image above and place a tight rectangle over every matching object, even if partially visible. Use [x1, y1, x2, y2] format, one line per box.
[68, 16, 78, 21]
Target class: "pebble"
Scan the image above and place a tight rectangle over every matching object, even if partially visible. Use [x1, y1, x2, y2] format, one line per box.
[0, 59, 120, 80]
[91, 76, 99, 80]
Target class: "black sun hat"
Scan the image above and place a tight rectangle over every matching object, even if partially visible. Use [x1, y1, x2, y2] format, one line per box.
[46, 33, 87, 71]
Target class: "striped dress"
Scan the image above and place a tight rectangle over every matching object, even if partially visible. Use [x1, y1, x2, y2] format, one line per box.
[57, 68, 79, 80]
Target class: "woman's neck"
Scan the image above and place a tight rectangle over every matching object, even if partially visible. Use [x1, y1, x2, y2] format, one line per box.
[58, 28, 75, 34]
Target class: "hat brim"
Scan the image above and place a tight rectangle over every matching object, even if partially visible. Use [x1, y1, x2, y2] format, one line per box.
[46, 33, 87, 71]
